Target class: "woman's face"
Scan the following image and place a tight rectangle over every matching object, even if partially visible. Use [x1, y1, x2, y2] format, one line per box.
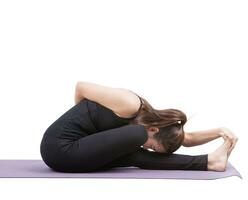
[142, 126, 166, 153]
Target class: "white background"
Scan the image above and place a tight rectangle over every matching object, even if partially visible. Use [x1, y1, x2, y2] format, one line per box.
[0, 0, 247, 199]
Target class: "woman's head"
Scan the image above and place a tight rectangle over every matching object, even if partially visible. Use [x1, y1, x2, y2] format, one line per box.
[145, 122, 185, 154]
[130, 96, 187, 154]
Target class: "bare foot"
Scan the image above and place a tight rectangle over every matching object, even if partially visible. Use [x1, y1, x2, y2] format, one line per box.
[207, 139, 232, 171]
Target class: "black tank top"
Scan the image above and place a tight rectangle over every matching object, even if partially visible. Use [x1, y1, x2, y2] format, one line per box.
[86, 92, 143, 133]
[43, 91, 143, 138]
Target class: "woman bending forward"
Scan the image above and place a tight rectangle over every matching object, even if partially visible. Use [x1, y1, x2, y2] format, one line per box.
[40, 81, 238, 173]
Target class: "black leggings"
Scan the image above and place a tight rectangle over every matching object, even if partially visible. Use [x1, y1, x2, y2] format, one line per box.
[40, 122, 208, 173]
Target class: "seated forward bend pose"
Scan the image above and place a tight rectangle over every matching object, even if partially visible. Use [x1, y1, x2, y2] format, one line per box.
[40, 81, 238, 173]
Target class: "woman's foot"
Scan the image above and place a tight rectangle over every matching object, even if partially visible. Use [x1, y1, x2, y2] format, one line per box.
[207, 139, 232, 171]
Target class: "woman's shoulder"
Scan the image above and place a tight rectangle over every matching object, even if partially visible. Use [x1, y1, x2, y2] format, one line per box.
[85, 98, 131, 130]
[84, 89, 143, 129]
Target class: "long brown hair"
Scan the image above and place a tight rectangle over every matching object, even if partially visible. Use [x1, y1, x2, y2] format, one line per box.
[129, 95, 187, 154]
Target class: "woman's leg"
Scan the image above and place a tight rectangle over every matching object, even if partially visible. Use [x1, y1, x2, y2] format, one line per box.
[100, 138, 232, 172]
[54, 124, 148, 172]
[100, 148, 208, 171]
[51, 124, 231, 172]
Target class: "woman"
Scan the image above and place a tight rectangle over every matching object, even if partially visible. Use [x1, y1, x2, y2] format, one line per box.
[40, 81, 238, 173]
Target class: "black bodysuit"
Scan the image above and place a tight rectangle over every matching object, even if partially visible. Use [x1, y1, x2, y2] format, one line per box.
[40, 96, 208, 172]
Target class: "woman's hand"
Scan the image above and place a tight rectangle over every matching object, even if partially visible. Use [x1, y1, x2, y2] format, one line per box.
[219, 127, 238, 155]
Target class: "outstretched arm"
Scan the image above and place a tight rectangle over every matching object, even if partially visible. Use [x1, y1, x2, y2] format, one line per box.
[182, 128, 222, 147]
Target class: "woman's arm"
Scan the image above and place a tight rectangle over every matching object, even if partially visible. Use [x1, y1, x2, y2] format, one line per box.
[182, 128, 222, 147]
[74, 82, 85, 104]
[74, 81, 141, 118]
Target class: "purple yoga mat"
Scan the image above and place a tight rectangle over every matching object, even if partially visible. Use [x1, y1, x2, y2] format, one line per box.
[0, 159, 242, 180]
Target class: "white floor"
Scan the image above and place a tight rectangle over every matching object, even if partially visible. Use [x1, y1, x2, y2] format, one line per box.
[0, 176, 245, 200]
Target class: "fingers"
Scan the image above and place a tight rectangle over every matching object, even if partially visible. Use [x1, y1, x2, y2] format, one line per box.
[226, 135, 238, 156]
[222, 128, 237, 139]
[229, 137, 238, 153]
[226, 134, 238, 151]
[220, 128, 238, 157]
[220, 127, 238, 144]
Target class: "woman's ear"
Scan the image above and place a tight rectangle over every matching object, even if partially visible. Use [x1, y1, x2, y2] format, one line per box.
[148, 126, 159, 133]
